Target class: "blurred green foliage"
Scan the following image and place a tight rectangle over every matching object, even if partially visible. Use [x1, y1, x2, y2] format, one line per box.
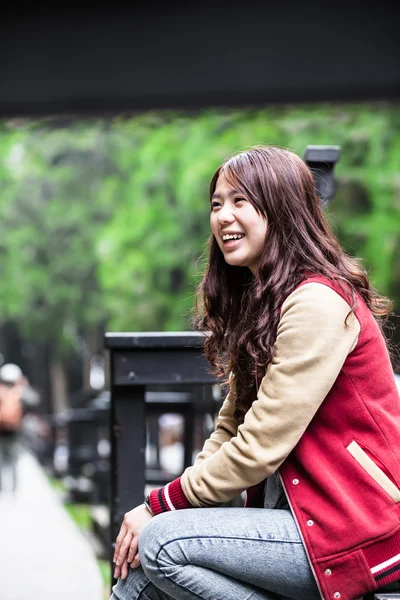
[0, 103, 399, 357]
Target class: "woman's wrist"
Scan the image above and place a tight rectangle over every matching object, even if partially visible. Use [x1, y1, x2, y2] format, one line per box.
[143, 495, 154, 516]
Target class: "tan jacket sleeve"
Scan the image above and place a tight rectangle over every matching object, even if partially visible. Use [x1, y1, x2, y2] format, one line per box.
[181, 282, 360, 507]
[193, 376, 238, 466]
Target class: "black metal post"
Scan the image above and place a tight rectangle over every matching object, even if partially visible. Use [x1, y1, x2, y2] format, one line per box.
[111, 385, 146, 540]
[105, 331, 217, 587]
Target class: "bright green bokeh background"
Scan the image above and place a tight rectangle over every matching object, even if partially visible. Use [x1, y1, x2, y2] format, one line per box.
[0, 103, 399, 364]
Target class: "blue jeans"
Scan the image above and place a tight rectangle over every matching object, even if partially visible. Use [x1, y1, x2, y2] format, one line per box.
[111, 508, 321, 600]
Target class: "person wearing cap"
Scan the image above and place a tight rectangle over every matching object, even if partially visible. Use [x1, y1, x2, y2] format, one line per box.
[0, 363, 25, 493]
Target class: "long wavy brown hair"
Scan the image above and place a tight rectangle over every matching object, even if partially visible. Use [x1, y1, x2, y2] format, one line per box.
[194, 146, 392, 422]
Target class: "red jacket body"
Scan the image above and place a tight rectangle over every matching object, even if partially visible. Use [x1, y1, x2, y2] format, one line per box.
[269, 276, 400, 600]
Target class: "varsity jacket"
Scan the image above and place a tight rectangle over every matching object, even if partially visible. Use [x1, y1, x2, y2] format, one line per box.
[149, 276, 400, 600]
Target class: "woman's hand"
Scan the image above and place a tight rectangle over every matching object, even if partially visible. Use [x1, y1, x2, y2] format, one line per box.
[113, 504, 153, 579]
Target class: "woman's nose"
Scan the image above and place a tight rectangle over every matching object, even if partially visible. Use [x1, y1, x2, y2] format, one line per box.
[218, 205, 235, 224]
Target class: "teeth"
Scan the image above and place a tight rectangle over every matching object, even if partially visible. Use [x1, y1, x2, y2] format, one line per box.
[222, 234, 244, 241]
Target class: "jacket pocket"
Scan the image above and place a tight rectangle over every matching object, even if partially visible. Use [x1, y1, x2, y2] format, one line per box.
[347, 441, 400, 503]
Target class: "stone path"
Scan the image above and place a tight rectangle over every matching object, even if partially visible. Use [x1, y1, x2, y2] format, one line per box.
[0, 450, 104, 600]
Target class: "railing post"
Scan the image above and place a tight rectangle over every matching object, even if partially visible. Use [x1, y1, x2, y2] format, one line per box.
[104, 331, 217, 587]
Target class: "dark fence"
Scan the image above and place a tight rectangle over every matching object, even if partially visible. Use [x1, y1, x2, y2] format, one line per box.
[104, 332, 219, 564]
[37, 352, 220, 563]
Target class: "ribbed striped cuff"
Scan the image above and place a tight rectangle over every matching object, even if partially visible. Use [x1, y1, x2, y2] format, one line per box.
[149, 477, 193, 515]
[363, 528, 400, 586]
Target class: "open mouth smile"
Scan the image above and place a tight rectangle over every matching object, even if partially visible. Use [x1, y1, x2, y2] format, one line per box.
[222, 233, 245, 247]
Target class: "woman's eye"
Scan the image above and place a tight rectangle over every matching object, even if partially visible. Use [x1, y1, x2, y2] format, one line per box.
[211, 201, 221, 209]
[235, 197, 246, 204]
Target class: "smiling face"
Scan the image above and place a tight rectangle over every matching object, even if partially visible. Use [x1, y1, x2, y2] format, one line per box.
[210, 171, 268, 274]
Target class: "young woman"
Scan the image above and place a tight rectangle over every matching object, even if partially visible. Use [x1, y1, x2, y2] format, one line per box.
[111, 146, 400, 600]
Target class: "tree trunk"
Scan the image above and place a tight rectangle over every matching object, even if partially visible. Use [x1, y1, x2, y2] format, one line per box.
[49, 357, 68, 414]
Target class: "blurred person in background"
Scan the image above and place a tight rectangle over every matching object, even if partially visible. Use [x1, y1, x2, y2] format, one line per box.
[0, 363, 24, 493]
[158, 414, 184, 474]
[0, 362, 40, 492]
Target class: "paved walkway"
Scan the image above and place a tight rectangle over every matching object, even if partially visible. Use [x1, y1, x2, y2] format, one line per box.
[0, 450, 104, 600]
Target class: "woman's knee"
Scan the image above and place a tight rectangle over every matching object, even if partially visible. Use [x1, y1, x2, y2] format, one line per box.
[139, 513, 168, 566]
[139, 512, 185, 576]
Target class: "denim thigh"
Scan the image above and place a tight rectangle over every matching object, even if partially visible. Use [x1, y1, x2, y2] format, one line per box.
[112, 507, 320, 600]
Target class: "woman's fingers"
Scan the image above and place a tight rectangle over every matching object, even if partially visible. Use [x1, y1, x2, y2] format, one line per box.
[114, 558, 130, 580]
[121, 558, 130, 580]
[116, 531, 133, 566]
[127, 537, 139, 563]
[130, 552, 141, 569]
[114, 564, 121, 579]
[113, 524, 127, 562]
